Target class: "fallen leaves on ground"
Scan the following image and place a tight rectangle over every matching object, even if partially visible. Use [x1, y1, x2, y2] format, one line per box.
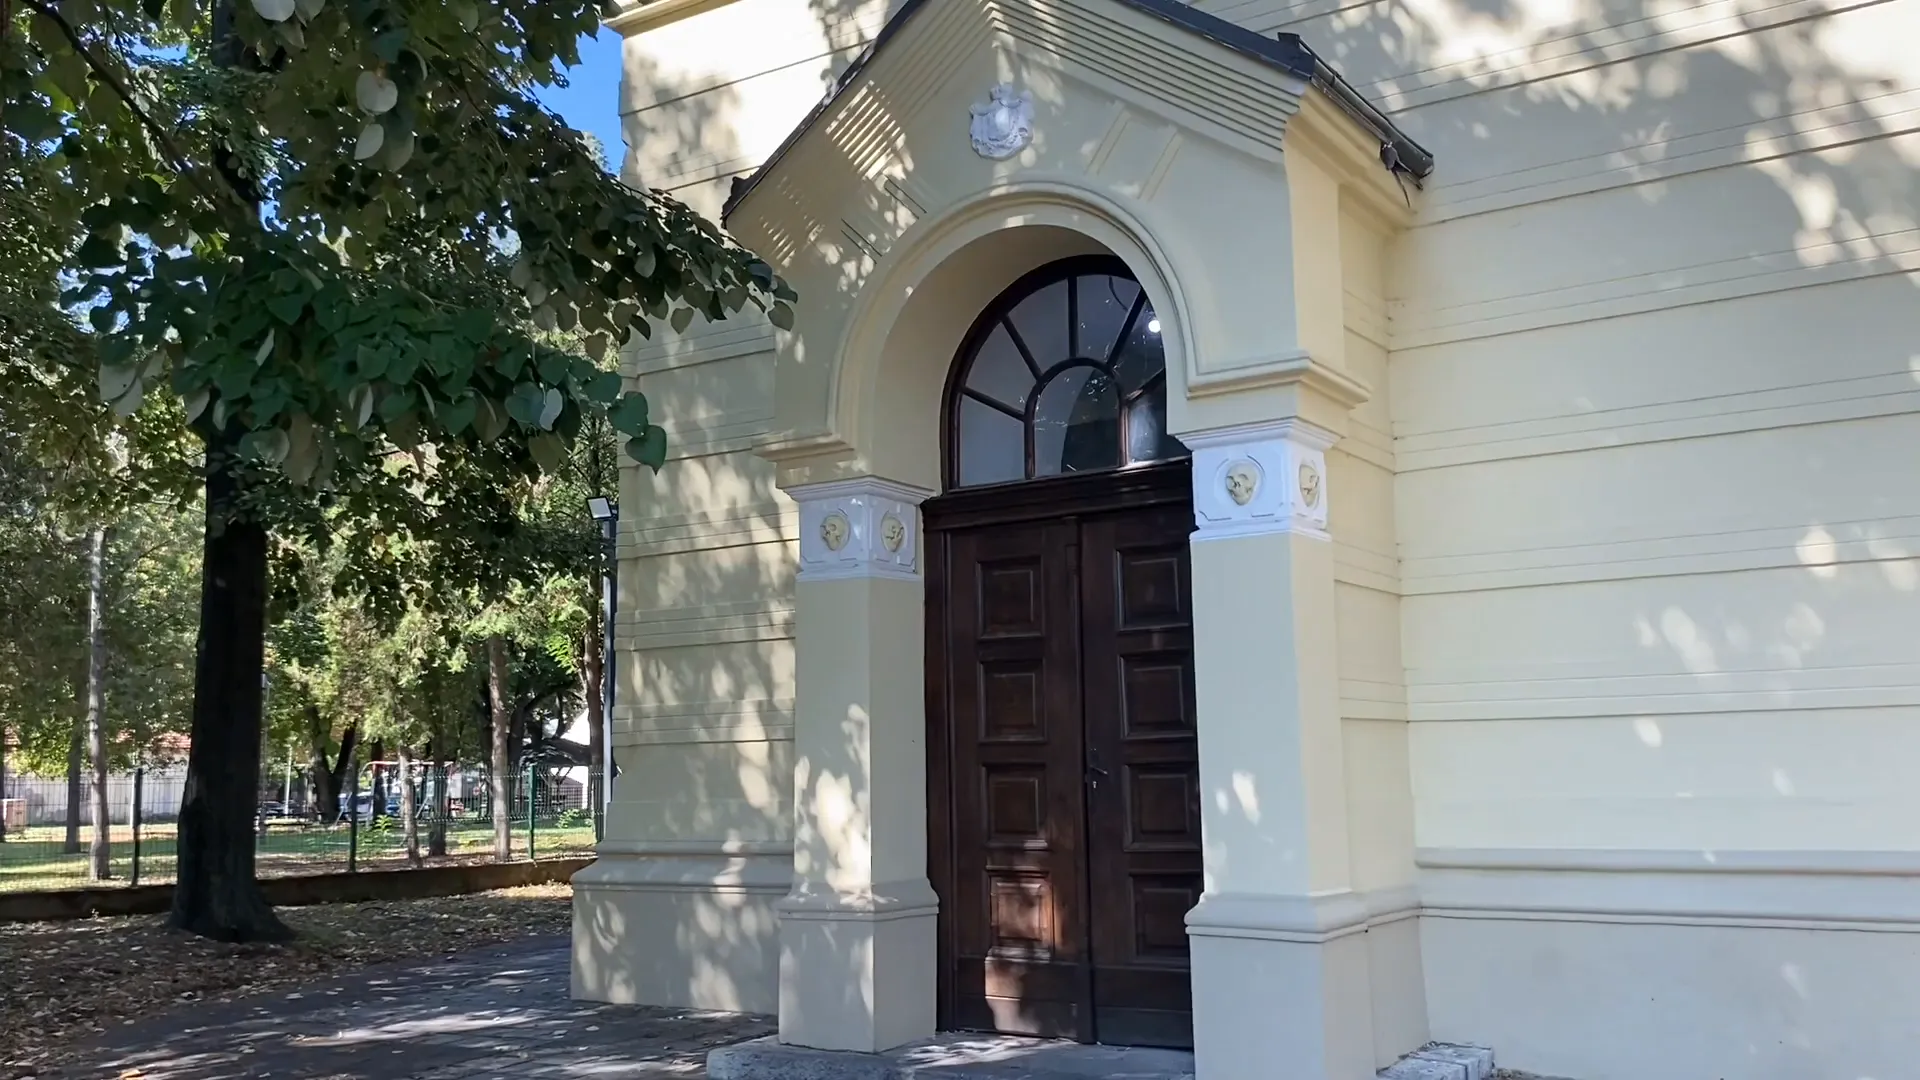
[0, 884, 572, 1078]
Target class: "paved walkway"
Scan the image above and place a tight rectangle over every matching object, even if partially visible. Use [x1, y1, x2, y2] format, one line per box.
[60, 937, 773, 1080]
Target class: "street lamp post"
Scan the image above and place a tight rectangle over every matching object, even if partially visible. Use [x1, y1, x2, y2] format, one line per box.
[587, 496, 619, 833]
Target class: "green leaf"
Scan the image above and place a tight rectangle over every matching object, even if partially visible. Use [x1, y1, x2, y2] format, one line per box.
[625, 426, 669, 471]
[255, 332, 276, 366]
[355, 71, 399, 115]
[99, 362, 139, 403]
[184, 388, 212, 424]
[390, 412, 421, 451]
[607, 392, 651, 437]
[111, 380, 145, 418]
[669, 306, 695, 335]
[454, 306, 493, 343]
[495, 343, 530, 380]
[267, 292, 306, 325]
[243, 428, 292, 464]
[285, 414, 320, 485]
[528, 433, 566, 472]
[504, 383, 544, 427]
[355, 123, 386, 161]
[440, 394, 477, 435]
[350, 383, 376, 428]
[474, 398, 507, 442]
[382, 127, 416, 171]
[75, 233, 121, 269]
[355, 344, 391, 381]
[537, 387, 563, 430]
[373, 28, 410, 63]
[378, 386, 414, 422]
[584, 371, 623, 404]
[769, 302, 796, 332]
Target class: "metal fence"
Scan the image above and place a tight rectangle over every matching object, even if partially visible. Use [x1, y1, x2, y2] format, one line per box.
[0, 763, 602, 894]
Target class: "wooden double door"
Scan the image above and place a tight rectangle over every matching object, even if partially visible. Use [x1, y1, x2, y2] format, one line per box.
[925, 466, 1202, 1049]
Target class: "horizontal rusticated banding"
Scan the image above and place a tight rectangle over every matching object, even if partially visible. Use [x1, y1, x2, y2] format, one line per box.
[617, 599, 795, 650]
[611, 697, 796, 745]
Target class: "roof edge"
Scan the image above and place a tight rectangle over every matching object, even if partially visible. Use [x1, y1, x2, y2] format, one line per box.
[1298, 44, 1434, 182]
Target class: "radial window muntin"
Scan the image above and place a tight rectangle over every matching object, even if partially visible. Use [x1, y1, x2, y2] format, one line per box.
[947, 255, 1188, 489]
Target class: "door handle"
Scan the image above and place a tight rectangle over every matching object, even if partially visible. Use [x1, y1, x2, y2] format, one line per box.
[1086, 753, 1109, 790]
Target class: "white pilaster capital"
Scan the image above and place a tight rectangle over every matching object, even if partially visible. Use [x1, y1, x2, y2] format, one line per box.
[1184, 419, 1335, 542]
[789, 477, 931, 582]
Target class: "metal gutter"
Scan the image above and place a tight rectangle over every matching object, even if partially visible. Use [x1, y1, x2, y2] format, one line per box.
[1304, 53, 1434, 181]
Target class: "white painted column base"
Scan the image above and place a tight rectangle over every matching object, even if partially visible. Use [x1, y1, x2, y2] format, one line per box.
[1182, 418, 1379, 1080]
[777, 476, 937, 1054]
[570, 844, 791, 1014]
[777, 880, 939, 1052]
[1187, 893, 1378, 1080]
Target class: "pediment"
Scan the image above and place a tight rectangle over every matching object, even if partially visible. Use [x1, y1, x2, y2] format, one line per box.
[721, 0, 1428, 238]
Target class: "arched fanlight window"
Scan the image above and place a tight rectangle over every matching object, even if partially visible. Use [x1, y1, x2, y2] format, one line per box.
[946, 256, 1188, 489]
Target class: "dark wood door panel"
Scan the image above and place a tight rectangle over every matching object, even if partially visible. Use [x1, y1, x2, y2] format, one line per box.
[930, 472, 1197, 1050]
[940, 518, 1090, 1041]
[1079, 506, 1201, 1049]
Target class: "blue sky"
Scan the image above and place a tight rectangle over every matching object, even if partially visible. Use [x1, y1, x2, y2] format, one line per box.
[530, 31, 626, 173]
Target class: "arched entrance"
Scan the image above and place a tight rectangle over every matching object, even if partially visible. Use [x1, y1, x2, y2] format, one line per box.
[924, 256, 1203, 1049]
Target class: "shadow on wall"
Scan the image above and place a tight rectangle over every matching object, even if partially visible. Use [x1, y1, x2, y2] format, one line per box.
[601, 0, 1920, 1035]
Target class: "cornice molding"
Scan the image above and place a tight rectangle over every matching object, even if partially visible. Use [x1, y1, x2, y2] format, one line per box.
[1186, 348, 1372, 410]
[604, 0, 736, 35]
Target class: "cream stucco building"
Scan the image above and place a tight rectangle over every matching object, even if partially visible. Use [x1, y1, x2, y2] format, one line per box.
[568, 0, 1920, 1076]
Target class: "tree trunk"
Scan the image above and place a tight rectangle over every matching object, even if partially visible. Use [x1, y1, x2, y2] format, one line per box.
[64, 720, 82, 854]
[397, 743, 421, 868]
[487, 635, 511, 862]
[168, 438, 291, 943]
[583, 615, 605, 825]
[366, 738, 386, 819]
[426, 721, 447, 857]
[304, 708, 355, 820]
[0, 719, 8, 842]
[86, 527, 111, 882]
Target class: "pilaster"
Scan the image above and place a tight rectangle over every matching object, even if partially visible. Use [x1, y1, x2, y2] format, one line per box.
[1182, 419, 1376, 1080]
[777, 476, 938, 1052]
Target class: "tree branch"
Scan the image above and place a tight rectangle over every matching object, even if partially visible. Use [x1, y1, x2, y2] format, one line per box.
[20, 1, 251, 217]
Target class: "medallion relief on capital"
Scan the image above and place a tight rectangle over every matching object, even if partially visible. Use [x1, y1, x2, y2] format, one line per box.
[794, 480, 928, 581]
[1188, 423, 1333, 541]
[1224, 460, 1262, 506]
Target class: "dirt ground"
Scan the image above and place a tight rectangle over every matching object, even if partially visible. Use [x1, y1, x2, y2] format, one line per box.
[0, 883, 572, 1078]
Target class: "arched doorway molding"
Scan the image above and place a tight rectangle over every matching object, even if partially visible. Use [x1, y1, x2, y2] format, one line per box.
[756, 179, 1197, 494]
